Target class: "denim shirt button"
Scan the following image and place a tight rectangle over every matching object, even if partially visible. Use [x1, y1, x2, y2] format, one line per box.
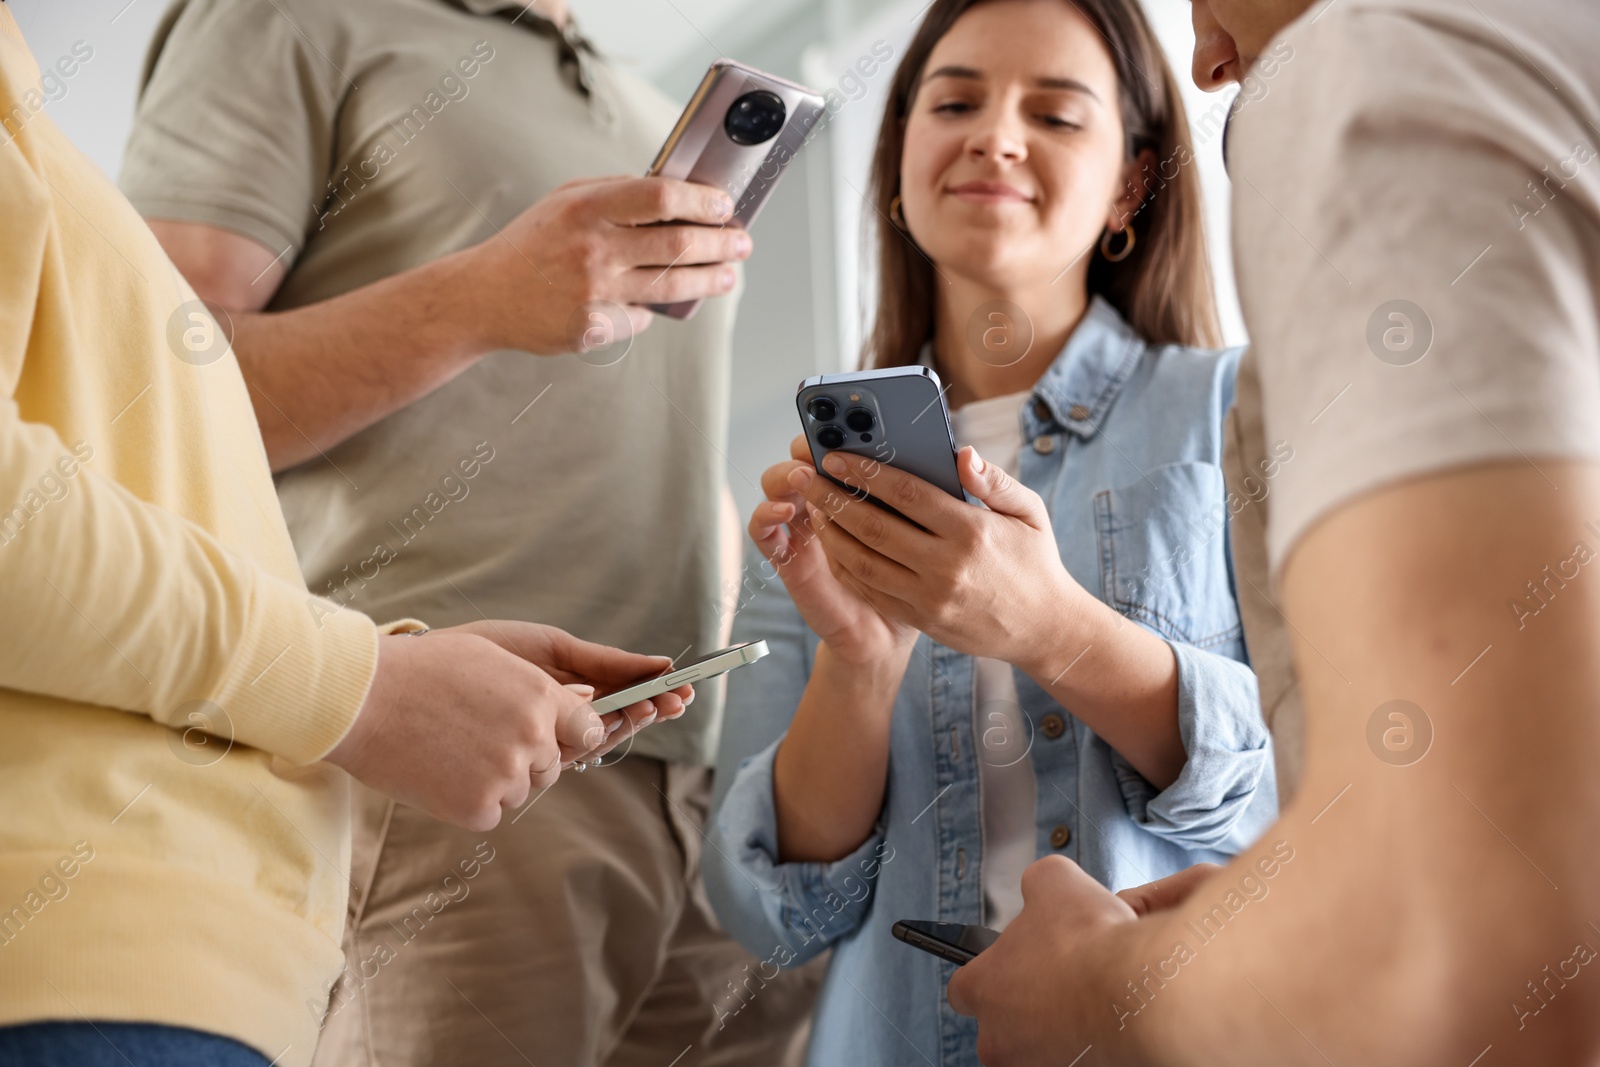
[1040, 713, 1066, 740]
[1049, 825, 1072, 849]
[1031, 434, 1057, 455]
[1068, 404, 1090, 421]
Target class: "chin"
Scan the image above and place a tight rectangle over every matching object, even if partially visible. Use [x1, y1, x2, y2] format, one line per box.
[922, 227, 1011, 272]
[923, 233, 1036, 287]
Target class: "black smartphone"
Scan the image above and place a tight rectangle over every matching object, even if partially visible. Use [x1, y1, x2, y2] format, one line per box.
[892, 920, 1001, 966]
[645, 60, 824, 319]
[795, 366, 976, 516]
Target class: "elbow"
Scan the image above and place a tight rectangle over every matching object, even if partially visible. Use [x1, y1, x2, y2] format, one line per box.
[1120, 745, 1277, 853]
[699, 830, 791, 960]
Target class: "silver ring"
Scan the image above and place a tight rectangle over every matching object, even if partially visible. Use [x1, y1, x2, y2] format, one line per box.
[571, 760, 587, 773]
[589, 756, 604, 769]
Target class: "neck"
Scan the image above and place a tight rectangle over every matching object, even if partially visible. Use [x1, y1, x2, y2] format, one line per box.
[526, 0, 570, 28]
[931, 269, 1091, 410]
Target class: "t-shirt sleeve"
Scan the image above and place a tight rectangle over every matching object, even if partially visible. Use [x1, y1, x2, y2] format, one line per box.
[119, 0, 345, 258]
[1229, 4, 1600, 572]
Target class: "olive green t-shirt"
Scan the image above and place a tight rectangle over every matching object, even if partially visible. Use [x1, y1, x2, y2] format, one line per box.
[121, 0, 738, 765]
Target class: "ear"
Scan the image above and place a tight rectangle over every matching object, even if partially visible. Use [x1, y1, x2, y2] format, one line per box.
[1106, 147, 1158, 232]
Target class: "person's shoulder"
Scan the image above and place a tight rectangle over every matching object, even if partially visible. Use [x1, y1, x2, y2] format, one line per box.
[1133, 341, 1244, 432]
[1236, 0, 1576, 141]
[158, 0, 352, 47]
[1143, 341, 1242, 392]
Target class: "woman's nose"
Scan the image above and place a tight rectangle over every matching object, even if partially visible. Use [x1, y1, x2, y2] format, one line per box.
[967, 111, 1027, 163]
[1190, 0, 1242, 91]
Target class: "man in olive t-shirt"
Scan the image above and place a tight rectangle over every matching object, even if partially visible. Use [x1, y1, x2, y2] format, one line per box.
[121, 0, 818, 1063]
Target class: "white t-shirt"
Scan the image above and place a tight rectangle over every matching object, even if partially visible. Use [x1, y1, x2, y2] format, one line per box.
[950, 390, 1038, 929]
[1223, 0, 1600, 799]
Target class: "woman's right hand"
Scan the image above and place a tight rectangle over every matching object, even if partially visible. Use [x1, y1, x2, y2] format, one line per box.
[750, 435, 914, 665]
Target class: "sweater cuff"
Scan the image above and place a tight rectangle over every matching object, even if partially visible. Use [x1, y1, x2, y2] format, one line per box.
[209, 575, 382, 765]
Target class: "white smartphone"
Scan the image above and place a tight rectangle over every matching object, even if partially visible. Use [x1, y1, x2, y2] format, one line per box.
[589, 641, 770, 714]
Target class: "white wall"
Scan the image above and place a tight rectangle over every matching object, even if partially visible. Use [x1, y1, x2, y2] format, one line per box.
[8, 0, 169, 179]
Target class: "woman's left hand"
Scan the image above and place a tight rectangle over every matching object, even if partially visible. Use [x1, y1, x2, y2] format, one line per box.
[798, 446, 1086, 674]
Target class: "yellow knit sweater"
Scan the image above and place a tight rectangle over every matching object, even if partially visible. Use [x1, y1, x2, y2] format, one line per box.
[0, 9, 384, 1064]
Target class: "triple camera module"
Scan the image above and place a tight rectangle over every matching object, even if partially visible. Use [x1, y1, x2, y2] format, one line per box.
[724, 90, 787, 145]
[807, 394, 876, 450]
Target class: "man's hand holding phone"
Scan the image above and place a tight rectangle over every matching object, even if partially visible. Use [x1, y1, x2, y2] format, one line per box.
[463, 175, 752, 356]
[325, 621, 690, 832]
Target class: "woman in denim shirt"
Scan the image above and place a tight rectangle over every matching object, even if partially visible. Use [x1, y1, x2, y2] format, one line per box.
[704, 0, 1278, 1062]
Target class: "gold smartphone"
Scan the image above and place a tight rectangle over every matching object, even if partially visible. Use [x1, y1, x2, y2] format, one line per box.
[645, 59, 825, 319]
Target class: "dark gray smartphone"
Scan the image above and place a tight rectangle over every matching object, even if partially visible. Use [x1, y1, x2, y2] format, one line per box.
[796, 366, 975, 514]
[645, 59, 824, 320]
[892, 920, 1001, 965]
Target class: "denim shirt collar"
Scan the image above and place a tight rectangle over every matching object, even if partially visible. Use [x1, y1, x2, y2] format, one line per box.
[921, 294, 1144, 441]
[1029, 294, 1144, 440]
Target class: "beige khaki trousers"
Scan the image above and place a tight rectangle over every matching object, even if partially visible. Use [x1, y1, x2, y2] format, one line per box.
[311, 756, 821, 1067]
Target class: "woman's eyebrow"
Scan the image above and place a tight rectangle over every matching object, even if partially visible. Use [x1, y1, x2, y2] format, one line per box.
[923, 64, 985, 84]
[922, 64, 1100, 101]
[1035, 75, 1100, 100]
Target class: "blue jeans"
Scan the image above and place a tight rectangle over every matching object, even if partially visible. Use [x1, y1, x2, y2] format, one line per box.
[0, 1022, 270, 1066]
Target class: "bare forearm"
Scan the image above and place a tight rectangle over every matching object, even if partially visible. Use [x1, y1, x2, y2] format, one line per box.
[1079, 774, 1600, 1066]
[1024, 589, 1184, 789]
[773, 641, 911, 863]
[1075, 462, 1600, 1065]
[233, 250, 488, 470]
[152, 179, 751, 470]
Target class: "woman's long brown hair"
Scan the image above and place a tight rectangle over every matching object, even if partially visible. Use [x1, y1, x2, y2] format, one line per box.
[865, 0, 1221, 367]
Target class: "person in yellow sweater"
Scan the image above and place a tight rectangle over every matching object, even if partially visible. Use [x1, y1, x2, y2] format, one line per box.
[0, 6, 688, 1065]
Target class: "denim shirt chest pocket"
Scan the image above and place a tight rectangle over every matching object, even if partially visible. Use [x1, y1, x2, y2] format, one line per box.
[1094, 461, 1243, 653]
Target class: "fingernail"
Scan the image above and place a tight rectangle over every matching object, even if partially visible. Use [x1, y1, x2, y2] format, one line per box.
[787, 466, 813, 490]
[970, 448, 986, 474]
[772, 501, 795, 519]
[566, 683, 596, 698]
[637, 712, 658, 729]
[720, 268, 736, 290]
[712, 195, 734, 219]
[583, 717, 606, 748]
[607, 716, 626, 735]
[682, 689, 696, 707]
[736, 233, 752, 256]
[822, 452, 847, 476]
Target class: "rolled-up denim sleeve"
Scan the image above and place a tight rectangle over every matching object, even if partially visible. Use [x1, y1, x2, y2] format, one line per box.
[1110, 640, 1277, 854]
[709, 737, 889, 965]
[702, 546, 888, 964]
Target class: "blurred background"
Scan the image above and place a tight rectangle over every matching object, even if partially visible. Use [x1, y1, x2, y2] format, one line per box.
[9, 0, 1244, 521]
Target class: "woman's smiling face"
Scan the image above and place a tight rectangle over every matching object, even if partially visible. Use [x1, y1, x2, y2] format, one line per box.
[898, 0, 1135, 292]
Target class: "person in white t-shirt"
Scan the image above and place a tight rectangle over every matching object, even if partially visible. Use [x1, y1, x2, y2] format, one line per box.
[701, 1, 1282, 1062]
[949, 0, 1600, 1063]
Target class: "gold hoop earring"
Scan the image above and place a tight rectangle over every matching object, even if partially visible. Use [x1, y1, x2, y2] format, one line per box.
[889, 194, 906, 229]
[1100, 223, 1136, 263]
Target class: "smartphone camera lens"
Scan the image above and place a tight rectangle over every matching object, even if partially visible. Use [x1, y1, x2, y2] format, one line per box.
[817, 426, 846, 450]
[725, 90, 787, 146]
[807, 396, 837, 421]
[844, 408, 876, 433]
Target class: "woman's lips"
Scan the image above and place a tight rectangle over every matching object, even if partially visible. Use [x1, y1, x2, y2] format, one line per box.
[946, 181, 1032, 203]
